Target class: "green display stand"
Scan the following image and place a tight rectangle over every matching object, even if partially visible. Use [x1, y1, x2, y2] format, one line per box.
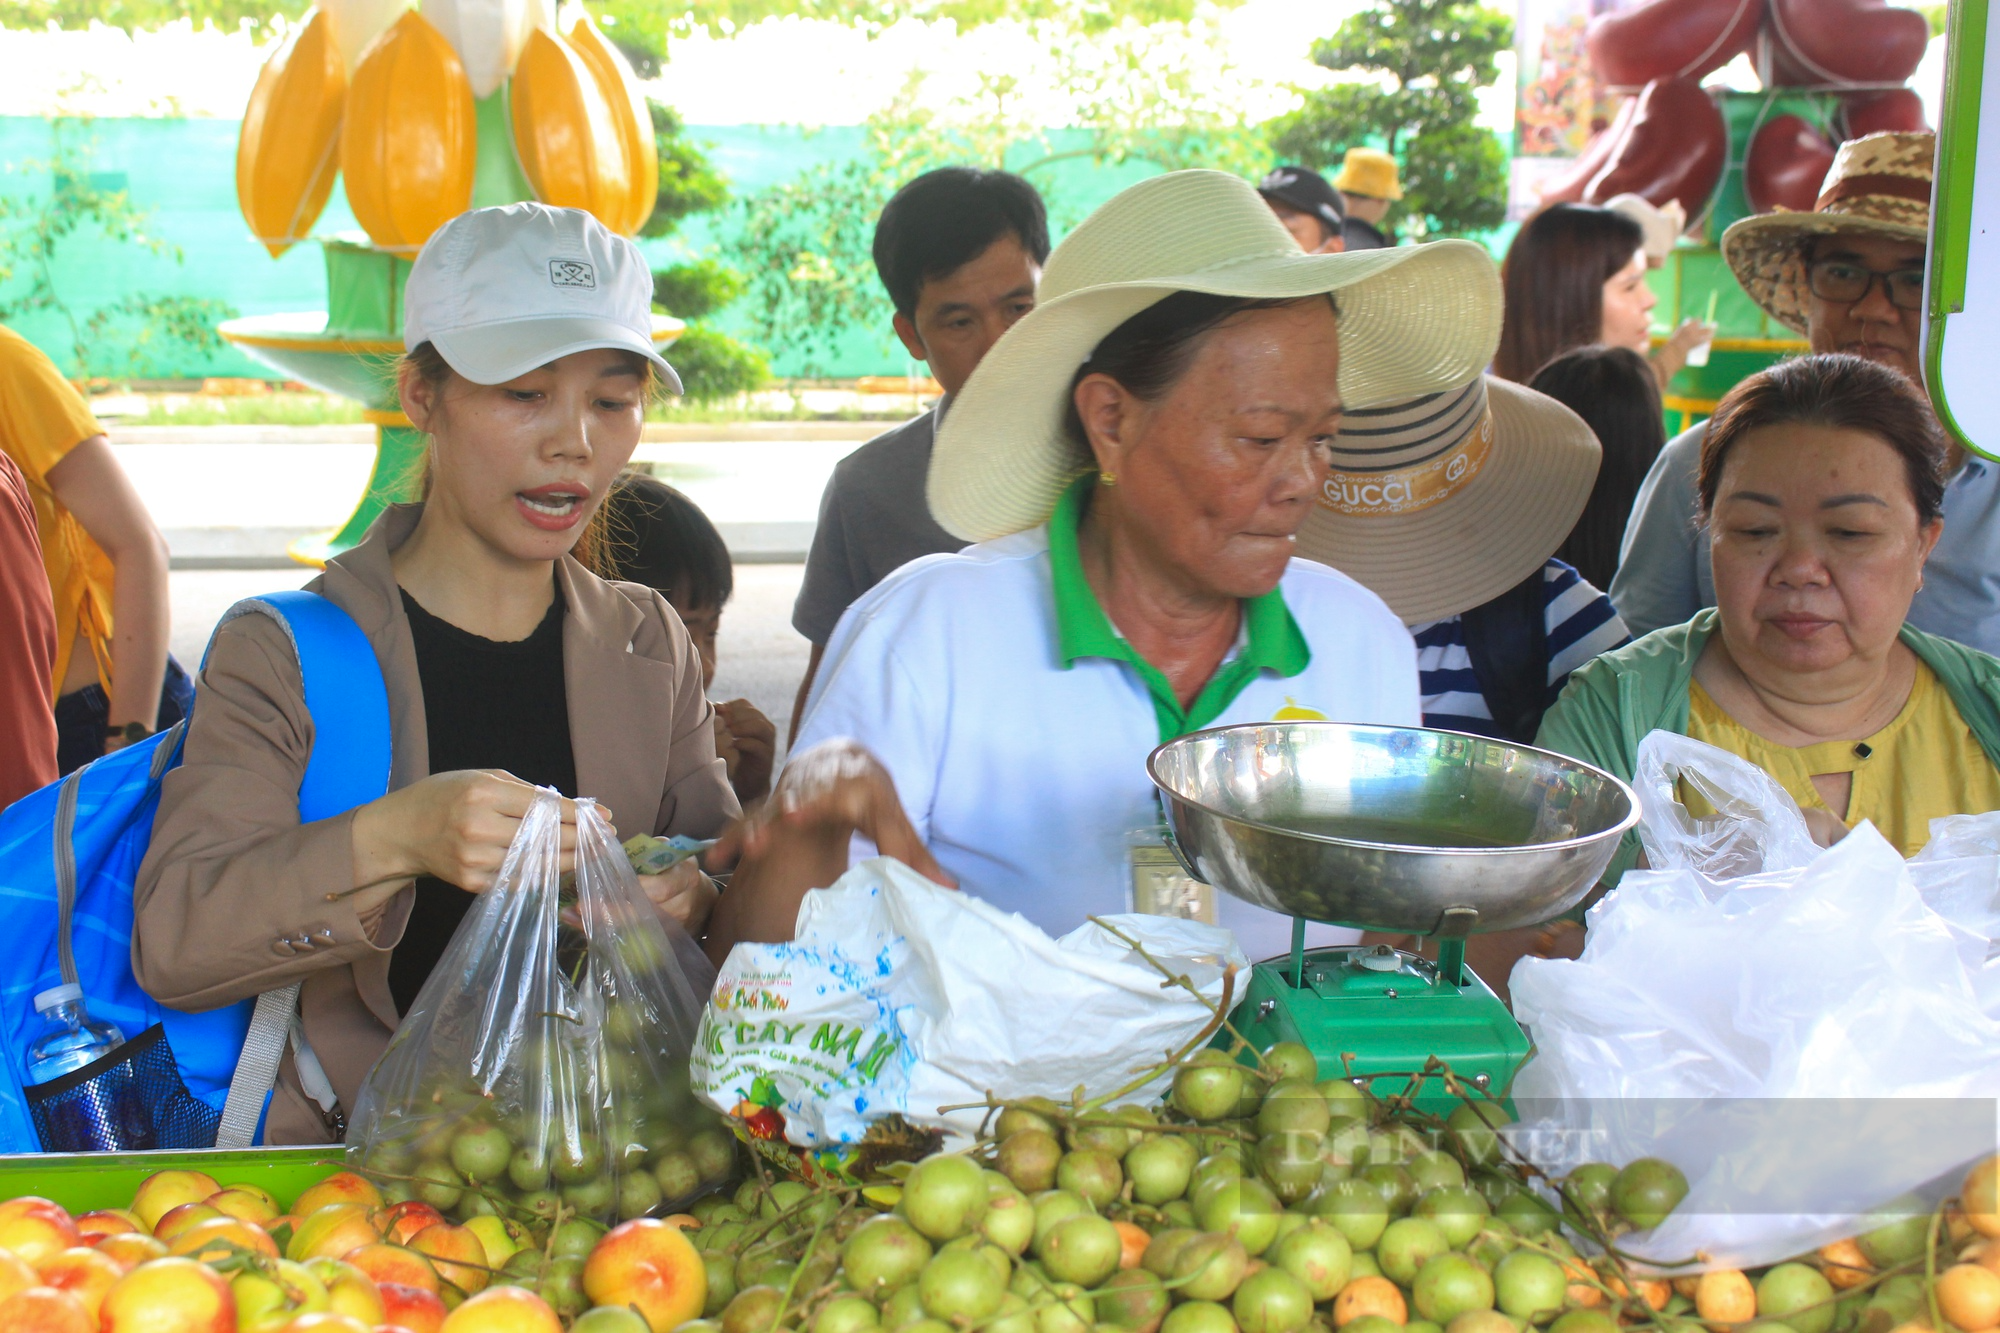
[1926, 0, 1998, 460]
[0, 1146, 342, 1215]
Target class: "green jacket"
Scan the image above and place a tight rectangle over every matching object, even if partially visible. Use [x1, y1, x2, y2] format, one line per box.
[1533, 607, 2000, 887]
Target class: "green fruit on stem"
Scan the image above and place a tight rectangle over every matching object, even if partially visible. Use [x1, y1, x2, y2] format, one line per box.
[1447, 1103, 1513, 1170]
[1000, 1130, 1065, 1194]
[1258, 1081, 1332, 1139]
[1163, 1302, 1241, 1333]
[1056, 1149, 1124, 1211]
[1195, 1176, 1283, 1255]
[1261, 1042, 1319, 1082]
[815, 1294, 882, 1333]
[1040, 1214, 1123, 1287]
[1495, 1189, 1560, 1237]
[1349, 1252, 1382, 1280]
[1125, 1135, 1198, 1206]
[1378, 1216, 1450, 1287]
[1258, 1131, 1326, 1205]
[1448, 1313, 1522, 1333]
[413, 1159, 463, 1210]
[981, 1191, 1037, 1255]
[1142, 1228, 1201, 1278]
[449, 1123, 513, 1183]
[1414, 1253, 1497, 1324]
[653, 1151, 702, 1202]
[1031, 1191, 1092, 1250]
[1271, 1220, 1351, 1301]
[1493, 1250, 1565, 1322]
[702, 1250, 738, 1316]
[1174, 1053, 1247, 1124]
[1234, 1266, 1315, 1333]
[1609, 1159, 1687, 1231]
[1360, 1163, 1420, 1217]
[573, 1309, 652, 1333]
[723, 1286, 788, 1333]
[902, 1155, 989, 1242]
[997, 1098, 1063, 1140]
[1548, 1311, 1618, 1333]
[988, 1293, 1037, 1333]
[619, 1169, 665, 1219]
[1561, 1164, 1617, 1220]
[845, 1215, 935, 1293]
[1757, 1263, 1836, 1333]
[1313, 1177, 1390, 1250]
[688, 1128, 737, 1182]
[1347, 1317, 1405, 1333]
[551, 1216, 608, 1260]
[919, 1247, 1009, 1323]
[1098, 1268, 1169, 1333]
[883, 1282, 927, 1330]
[1408, 1151, 1467, 1192]
[1413, 1185, 1490, 1248]
[564, 1173, 617, 1215]
[1035, 1282, 1095, 1333]
[1172, 1233, 1250, 1302]
[1858, 1205, 1930, 1267]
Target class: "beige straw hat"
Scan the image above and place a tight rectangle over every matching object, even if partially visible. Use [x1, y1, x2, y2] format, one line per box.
[927, 170, 1502, 542]
[1721, 131, 1934, 336]
[1292, 376, 1601, 624]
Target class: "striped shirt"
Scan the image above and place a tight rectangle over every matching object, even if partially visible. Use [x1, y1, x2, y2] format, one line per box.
[1410, 560, 1629, 736]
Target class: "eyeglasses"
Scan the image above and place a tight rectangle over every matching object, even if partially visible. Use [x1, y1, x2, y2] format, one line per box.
[1806, 259, 1926, 311]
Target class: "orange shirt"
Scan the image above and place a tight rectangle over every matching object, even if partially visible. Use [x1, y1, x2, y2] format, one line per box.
[0, 325, 112, 697]
[0, 450, 57, 803]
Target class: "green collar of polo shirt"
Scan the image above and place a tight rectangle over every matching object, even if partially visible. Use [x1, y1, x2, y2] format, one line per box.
[1047, 475, 1311, 742]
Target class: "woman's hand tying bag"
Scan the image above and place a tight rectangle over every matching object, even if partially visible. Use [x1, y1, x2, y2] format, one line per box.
[350, 770, 578, 913]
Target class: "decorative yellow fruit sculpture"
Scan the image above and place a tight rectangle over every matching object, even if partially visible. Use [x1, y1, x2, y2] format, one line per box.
[568, 13, 658, 235]
[509, 27, 634, 232]
[419, 0, 541, 98]
[339, 10, 478, 252]
[320, 0, 408, 71]
[236, 8, 346, 257]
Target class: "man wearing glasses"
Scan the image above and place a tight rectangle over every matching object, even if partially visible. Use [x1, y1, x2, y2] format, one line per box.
[1610, 131, 2000, 654]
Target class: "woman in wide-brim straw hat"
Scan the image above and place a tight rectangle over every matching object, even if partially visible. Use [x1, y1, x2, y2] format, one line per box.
[707, 169, 1501, 963]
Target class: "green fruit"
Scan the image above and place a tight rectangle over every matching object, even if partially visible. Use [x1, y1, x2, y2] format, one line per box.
[1313, 1177, 1390, 1250]
[564, 1174, 617, 1215]
[1125, 1135, 1198, 1206]
[1191, 1149, 1247, 1197]
[1234, 1267, 1314, 1333]
[1261, 1042, 1319, 1082]
[1408, 1152, 1467, 1192]
[1410, 1323, 1446, 1333]
[1040, 1214, 1123, 1287]
[1099, 1268, 1170, 1333]
[941, 1235, 1013, 1282]
[1494, 1251, 1566, 1323]
[1757, 1263, 1836, 1333]
[988, 1293, 1037, 1333]
[1495, 1189, 1559, 1237]
[1159, 1199, 1196, 1229]
[1057, 1150, 1124, 1211]
[982, 1192, 1038, 1255]
[450, 1123, 513, 1183]
[997, 1098, 1063, 1140]
[1196, 1176, 1283, 1256]
[846, 1216, 935, 1293]
[766, 1180, 813, 1218]
[1413, 1185, 1490, 1248]
[414, 1159, 463, 1210]
[1465, 1219, 1516, 1273]
[1360, 1163, 1420, 1217]
[1318, 1078, 1368, 1118]
[1378, 1216, 1450, 1287]
[1447, 1313, 1521, 1333]
[815, 1295, 881, 1333]
[902, 1155, 989, 1242]
[883, 1283, 927, 1330]
[455, 1189, 501, 1221]
[702, 1250, 738, 1316]
[1069, 1116, 1138, 1160]
[549, 1216, 607, 1260]
[1272, 1221, 1351, 1301]
[1347, 1319, 1405, 1333]
[1349, 1252, 1382, 1280]
[507, 1143, 553, 1192]
[1032, 1191, 1093, 1250]
[1001, 1131, 1066, 1194]
[1258, 1132, 1326, 1205]
[1447, 1103, 1513, 1170]
[542, 1255, 590, 1319]
[919, 1248, 1009, 1323]
[1608, 1158, 1686, 1231]
[552, 1133, 605, 1186]
[691, 1194, 734, 1223]
[519, 1188, 562, 1224]
[1561, 1164, 1617, 1220]
[1161, 1301, 1237, 1333]
[1416, 1253, 1498, 1324]
[1258, 1081, 1332, 1138]
[574, 1309, 652, 1333]
[1858, 1206, 1930, 1267]
[1174, 1053, 1248, 1124]
[1173, 1233, 1250, 1302]
[619, 1169, 665, 1219]
[688, 1129, 737, 1182]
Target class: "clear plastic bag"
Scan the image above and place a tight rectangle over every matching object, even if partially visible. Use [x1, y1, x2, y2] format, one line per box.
[346, 791, 736, 1227]
[1511, 731, 2000, 1269]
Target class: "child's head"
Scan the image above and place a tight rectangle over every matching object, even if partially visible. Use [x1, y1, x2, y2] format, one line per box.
[873, 168, 1050, 398]
[601, 474, 732, 689]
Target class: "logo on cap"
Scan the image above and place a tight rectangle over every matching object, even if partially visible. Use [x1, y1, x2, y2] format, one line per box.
[549, 259, 597, 289]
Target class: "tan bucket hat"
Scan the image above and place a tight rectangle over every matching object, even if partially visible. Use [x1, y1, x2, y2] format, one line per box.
[1721, 130, 1934, 335]
[927, 170, 1502, 542]
[1292, 376, 1601, 624]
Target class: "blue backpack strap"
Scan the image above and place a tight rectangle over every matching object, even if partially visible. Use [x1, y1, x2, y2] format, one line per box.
[214, 590, 392, 821]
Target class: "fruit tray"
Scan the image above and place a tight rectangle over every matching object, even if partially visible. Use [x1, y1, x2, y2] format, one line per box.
[0, 1145, 343, 1214]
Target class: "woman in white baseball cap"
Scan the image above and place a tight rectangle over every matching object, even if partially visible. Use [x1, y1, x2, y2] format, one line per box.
[710, 170, 1502, 964]
[135, 203, 940, 1144]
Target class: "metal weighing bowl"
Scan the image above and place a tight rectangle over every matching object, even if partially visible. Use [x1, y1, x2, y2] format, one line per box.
[1148, 722, 1639, 935]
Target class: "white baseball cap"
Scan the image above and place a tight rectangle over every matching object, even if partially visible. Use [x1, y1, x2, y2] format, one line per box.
[402, 202, 683, 393]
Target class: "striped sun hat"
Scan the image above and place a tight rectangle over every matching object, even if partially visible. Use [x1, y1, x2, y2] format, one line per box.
[1292, 376, 1601, 623]
[1721, 131, 1934, 336]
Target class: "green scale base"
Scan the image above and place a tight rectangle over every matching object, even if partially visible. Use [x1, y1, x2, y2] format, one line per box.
[1221, 944, 1530, 1117]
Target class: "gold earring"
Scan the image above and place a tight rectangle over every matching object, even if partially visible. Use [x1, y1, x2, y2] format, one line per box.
[1100, 470, 1117, 486]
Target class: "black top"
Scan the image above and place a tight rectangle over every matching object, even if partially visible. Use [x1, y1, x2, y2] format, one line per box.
[388, 586, 576, 1017]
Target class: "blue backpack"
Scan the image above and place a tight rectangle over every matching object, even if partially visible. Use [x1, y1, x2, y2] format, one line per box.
[0, 591, 391, 1152]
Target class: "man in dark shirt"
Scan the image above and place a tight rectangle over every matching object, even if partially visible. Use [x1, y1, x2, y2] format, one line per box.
[789, 167, 1049, 738]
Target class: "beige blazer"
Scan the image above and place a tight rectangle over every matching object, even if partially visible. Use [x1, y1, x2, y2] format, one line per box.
[133, 504, 737, 1144]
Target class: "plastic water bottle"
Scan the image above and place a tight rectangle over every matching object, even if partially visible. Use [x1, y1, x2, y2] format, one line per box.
[26, 984, 146, 1150]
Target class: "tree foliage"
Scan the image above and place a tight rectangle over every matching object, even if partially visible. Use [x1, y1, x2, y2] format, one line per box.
[1269, 0, 1512, 240]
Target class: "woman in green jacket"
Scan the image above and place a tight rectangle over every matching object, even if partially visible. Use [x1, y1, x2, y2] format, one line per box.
[1538, 353, 2000, 888]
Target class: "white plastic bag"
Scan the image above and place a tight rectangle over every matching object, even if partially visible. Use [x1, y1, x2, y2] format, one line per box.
[691, 857, 1249, 1147]
[1511, 732, 2000, 1269]
[1631, 730, 1821, 878]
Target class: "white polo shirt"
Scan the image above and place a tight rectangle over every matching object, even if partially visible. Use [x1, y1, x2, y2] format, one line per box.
[793, 485, 1421, 963]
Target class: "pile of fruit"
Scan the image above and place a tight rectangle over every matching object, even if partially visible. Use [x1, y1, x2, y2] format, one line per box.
[0, 1163, 708, 1331]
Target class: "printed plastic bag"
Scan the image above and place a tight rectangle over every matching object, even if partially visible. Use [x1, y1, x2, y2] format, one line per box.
[1511, 731, 2000, 1269]
[346, 791, 738, 1225]
[692, 857, 1249, 1147]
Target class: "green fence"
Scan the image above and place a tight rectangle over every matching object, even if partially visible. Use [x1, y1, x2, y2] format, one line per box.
[0, 116, 1162, 382]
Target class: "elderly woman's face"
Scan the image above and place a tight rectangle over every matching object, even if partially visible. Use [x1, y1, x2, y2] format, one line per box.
[1079, 300, 1342, 599]
[1708, 422, 1942, 680]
